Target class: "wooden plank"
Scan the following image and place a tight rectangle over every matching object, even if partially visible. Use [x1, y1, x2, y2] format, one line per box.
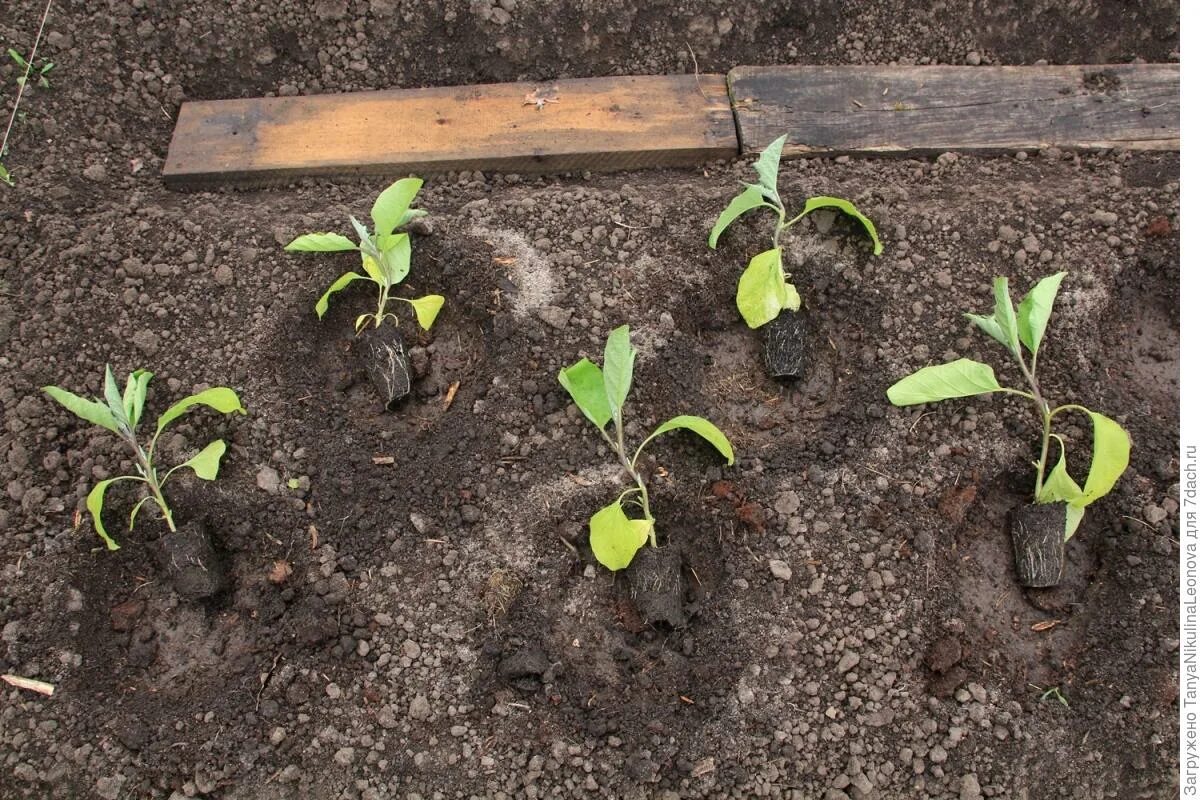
[729, 64, 1179, 157]
[163, 75, 737, 187]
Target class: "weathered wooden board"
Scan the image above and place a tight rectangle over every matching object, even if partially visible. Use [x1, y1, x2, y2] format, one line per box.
[163, 75, 737, 187]
[729, 64, 1179, 157]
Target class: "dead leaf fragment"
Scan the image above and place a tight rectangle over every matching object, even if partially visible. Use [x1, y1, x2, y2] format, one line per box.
[2, 674, 55, 696]
[522, 85, 560, 111]
[443, 381, 460, 412]
[1031, 619, 1062, 632]
[267, 560, 293, 585]
[309, 524, 319, 550]
[372, 455, 395, 465]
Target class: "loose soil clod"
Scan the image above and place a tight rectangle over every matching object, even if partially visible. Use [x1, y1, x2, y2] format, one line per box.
[1009, 502, 1068, 588]
[762, 307, 810, 379]
[154, 517, 227, 600]
[627, 543, 687, 628]
[352, 324, 412, 409]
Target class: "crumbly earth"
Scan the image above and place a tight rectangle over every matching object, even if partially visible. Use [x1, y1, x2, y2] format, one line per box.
[0, 2, 1180, 799]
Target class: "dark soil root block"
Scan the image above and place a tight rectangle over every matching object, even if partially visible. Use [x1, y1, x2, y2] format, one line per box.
[1009, 502, 1068, 588]
[155, 518, 227, 601]
[628, 544, 687, 629]
[762, 308, 809, 380]
[353, 324, 412, 410]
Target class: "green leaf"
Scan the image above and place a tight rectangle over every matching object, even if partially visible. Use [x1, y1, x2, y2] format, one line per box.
[966, 277, 1021, 355]
[156, 387, 245, 434]
[1078, 410, 1131, 506]
[316, 271, 365, 319]
[361, 252, 385, 284]
[796, 196, 883, 255]
[752, 134, 787, 202]
[355, 313, 374, 332]
[350, 216, 373, 248]
[736, 248, 800, 329]
[886, 358, 1003, 406]
[637, 415, 734, 466]
[405, 294, 444, 330]
[558, 358, 612, 430]
[8, 49, 28, 69]
[588, 500, 653, 571]
[602, 325, 636, 420]
[128, 495, 152, 531]
[1017, 271, 1067, 359]
[87, 477, 137, 550]
[0, 163, 12, 187]
[379, 232, 411, 284]
[173, 440, 227, 481]
[371, 177, 423, 238]
[1064, 505, 1085, 541]
[122, 369, 153, 428]
[103, 365, 126, 425]
[284, 232, 358, 252]
[708, 186, 774, 249]
[42, 386, 119, 434]
[1037, 437, 1083, 504]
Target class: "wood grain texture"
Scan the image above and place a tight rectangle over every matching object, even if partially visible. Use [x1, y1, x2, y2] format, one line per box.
[163, 75, 737, 187]
[729, 64, 1179, 157]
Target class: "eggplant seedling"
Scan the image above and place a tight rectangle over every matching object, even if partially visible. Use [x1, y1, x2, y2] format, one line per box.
[709, 134, 882, 378]
[558, 325, 735, 573]
[43, 366, 245, 550]
[886, 272, 1131, 587]
[285, 177, 444, 408]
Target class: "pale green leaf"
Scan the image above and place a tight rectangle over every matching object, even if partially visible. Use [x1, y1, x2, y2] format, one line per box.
[173, 440, 227, 481]
[284, 232, 357, 252]
[316, 271, 365, 319]
[965, 277, 1021, 355]
[128, 495, 152, 531]
[797, 196, 883, 255]
[405, 294, 444, 330]
[588, 500, 653, 571]
[886, 358, 1003, 406]
[350, 216, 373, 248]
[103, 365, 126, 424]
[1017, 271, 1067, 359]
[1037, 437, 1083, 504]
[42, 386, 119, 434]
[602, 325, 636, 420]
[736, 248, 800, 329]
[636, 415, 734, 466]
[752, 134, 787, 202]
[122, 369, 153, 428]
[355, 313, 374, 332]
[709, 185, 773, 249]
[379, 232, 411, 284]
[558, 358, 612, 430]
[371, 177, 423, 237]
[1064, 504, 1085, 541]
[156, 387, 245, 434]
[1079, 410, 1131, 506]
[87, 477, 138, 550]
[361, 252, 385, 284]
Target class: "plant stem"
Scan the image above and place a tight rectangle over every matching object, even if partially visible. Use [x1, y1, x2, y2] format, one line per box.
[1013, 348, 1053, 499]
[128, 436, 175, 532]
[602, 426, 656, 547]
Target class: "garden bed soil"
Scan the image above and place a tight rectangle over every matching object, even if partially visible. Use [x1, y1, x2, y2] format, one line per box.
[0, 1, 1180, 799]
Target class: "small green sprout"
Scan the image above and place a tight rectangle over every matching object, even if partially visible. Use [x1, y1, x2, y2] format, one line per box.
[285, 177, 444, 334]
[886, 272, 1131, 540]
[0, 162, 12, 187]
[43, 367, 246, 550]
[7, 48, 53, 89]
[708, 133, 883, 328]
[558, 325, 735, 571]
[1031, 684, 1070, 708]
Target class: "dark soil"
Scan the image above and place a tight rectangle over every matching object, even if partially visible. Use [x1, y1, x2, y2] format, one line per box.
[0, 2, 1180, 799]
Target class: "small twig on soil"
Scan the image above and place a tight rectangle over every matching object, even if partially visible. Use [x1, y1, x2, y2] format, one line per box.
[442, 380, 460, 412]
[2, 673, 55, 696]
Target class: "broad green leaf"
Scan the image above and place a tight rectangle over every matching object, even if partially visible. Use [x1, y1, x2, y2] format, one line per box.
[1078, 410, 1131, 506]
[371, 177, 423, 237]
[886, 358, 1003, 406]
[1037, 437, 1083, 504]
[156, 387, 245, 434]
[1017, 271, 1067, 359]
[350, 216, 373, 248]
[316, 271, 365, 319]
[708, 186, 774, 249]
[103, 365, 126, 425]
[173, 440, 227, 481]
[752, 134, 787, 202]
[379, 233, 411, 284]
[405, 294, 444, 330]
[558, 358, 612, 430]
[637, 415, 735, 466]
[361, 252, 385, 284]
[122, 369, 153, 428]
[1064, 504, 1085, 541]
[87, 477, 139, 550]
[377, 232, 407, 252]
[284, 232, 357, 252]
[42, 386, 119, 434]
[797, 196, 884, 255]
[602, 325, 636, 420]
[736, 248, 800, 329]
[588, 500, 653, 571]
[965, 277, 1020, 355]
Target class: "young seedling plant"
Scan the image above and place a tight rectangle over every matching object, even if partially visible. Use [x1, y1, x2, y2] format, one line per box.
[708, 133, 883, 329]
[7, 48, 54, 89]
[558, 325, 735, 571]
[886, 272, 1131, 583]
[43, 367, 245, 550]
